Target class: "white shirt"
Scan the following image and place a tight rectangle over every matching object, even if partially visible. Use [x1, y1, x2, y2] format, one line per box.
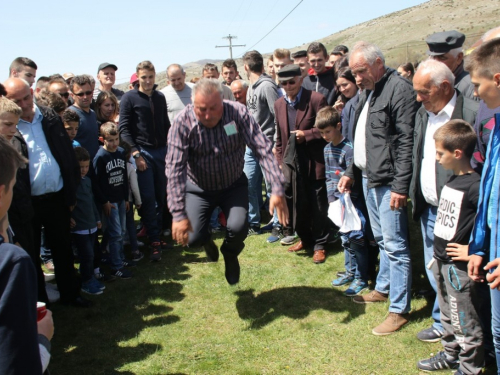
[354, 92, 373, 175]
[420, 92, 457, 206]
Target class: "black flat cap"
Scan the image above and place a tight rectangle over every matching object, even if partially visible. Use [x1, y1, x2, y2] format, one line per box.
[97, 62, 118, 73]
[426, 31, 465, 56]
[291, 50, 307, 59]
[277, 64, 301, 82]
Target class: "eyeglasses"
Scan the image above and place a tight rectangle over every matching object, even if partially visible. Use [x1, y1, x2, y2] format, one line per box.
[73, 91, 93, 97]
[280, 80, 296, 86]
[59, 92, 70, 98]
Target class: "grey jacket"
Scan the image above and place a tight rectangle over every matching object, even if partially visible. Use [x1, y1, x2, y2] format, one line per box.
[246, 74, 279, 140]
[409, 91, 478, 220]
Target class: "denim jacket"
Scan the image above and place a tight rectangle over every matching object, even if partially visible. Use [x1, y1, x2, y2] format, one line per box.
[469, 113, 500, 262]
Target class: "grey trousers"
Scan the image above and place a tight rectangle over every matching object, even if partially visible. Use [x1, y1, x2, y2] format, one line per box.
[186, 174, 249, 258]
[432, 258, 484, 375]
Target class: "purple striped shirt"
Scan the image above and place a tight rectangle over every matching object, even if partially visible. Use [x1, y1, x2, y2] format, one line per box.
[166, 100, 285, 221]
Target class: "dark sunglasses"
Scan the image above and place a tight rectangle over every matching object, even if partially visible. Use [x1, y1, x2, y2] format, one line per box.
[59, 92, 70, 98]
[281, 80, 296, 86]
[73, 91, 93, 97]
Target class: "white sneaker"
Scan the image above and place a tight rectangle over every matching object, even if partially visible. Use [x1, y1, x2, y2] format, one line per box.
[44, 273, 55, 282]
[45, 283, 60, 302]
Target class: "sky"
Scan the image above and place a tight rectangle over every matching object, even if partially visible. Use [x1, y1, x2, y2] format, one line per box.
[0, 0, 426, 84]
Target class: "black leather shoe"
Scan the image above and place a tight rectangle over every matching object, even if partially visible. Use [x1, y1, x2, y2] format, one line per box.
[62, 296, 93, 308]
[224, 256, 240, 285]
[204, 238, 219, 262]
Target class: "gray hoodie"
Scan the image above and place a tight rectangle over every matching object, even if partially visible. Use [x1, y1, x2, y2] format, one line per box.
[246, 74, 279, 141]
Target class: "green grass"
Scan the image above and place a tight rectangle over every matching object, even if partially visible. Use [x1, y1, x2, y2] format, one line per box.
[49, 211, 496, 375]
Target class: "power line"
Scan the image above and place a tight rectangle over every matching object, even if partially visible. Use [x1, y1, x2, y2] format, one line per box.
[242, 0, 303, 54]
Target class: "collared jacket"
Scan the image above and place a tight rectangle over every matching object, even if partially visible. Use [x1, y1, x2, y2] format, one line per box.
[344, 67, 419, 194]
[409, 91, 478, 220]
[119, 84, 170, 153]
[274, 88, 328, 181]
[39, 105, 80, 207]
[469, 113, 500, 262]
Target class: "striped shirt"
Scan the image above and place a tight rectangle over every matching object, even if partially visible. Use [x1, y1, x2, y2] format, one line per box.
[324, 138, 354, 203]
[166, 100, 285, 221]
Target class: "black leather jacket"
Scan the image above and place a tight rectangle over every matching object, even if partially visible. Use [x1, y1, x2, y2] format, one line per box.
[345, 67, 419, 195]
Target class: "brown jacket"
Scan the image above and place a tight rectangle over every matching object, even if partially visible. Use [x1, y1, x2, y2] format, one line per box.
[274, 88, 327, 180]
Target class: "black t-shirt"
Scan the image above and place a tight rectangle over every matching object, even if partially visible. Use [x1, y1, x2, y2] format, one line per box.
[433, 173, 480, 263]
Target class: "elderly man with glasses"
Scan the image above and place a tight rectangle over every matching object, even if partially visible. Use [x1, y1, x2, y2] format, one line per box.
[274, 64, 329, 264]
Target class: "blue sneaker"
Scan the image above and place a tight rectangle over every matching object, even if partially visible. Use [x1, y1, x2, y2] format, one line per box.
[332, 274, 354, 287]
[81, 280, 103, 295]
[344, 279, 368, 296]
[91, 277, 105, 291]
[111, 267, 133, 279]
[267, 226, 283, 243]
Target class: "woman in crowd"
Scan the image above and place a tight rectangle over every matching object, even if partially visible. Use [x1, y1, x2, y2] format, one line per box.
[397, 62, 415, 82]
[95, 91, 119, 126]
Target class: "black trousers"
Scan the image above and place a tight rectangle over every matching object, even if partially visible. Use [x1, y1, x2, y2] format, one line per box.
[31, 190, 80, 302]
[10, 216, 49, 304]
[186, 174, 248, 258]
[294, 176, 329, 250]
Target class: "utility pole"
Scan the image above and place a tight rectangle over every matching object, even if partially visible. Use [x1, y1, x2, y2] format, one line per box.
[215, 34, 245, 59]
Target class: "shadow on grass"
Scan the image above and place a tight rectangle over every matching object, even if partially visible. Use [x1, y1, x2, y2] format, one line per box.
[234, 287, 366, 329]
[49, 243, 191, 374]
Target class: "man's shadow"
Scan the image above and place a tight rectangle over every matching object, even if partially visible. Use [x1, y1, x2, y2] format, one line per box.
[234, 287, 366, 329]
[48, 245, 194, 375]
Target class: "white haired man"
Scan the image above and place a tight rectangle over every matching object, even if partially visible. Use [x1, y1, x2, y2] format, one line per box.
[338, 41, 419, 335]
[409, 59, 479, 344]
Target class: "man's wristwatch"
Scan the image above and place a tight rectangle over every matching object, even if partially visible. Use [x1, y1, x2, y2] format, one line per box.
[133, 152, 141, 159]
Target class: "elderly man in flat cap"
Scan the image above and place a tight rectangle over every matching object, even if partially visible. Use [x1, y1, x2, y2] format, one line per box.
[426, 30, 476, 100]
[274, 64, 329, 263]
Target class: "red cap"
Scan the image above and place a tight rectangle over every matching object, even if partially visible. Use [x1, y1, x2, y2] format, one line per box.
[130, 73, 138, 85]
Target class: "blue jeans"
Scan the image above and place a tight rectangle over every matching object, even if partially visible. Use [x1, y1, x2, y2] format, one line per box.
[72, 231, 96, 282]
[243, 147, 263, 226]
[103, 200, 126, 270]
[491, 287, 500, 373]
[341, 234, 368, 281]
[420, 205, 443, 332]
[137, 146, 167, 243]
[363, 178, 412, 314]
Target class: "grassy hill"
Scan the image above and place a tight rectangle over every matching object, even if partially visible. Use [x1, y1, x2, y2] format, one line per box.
[117, 0, 500, 91]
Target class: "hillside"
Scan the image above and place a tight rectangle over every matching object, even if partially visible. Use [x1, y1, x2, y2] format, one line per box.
[117, 0, 500, 91]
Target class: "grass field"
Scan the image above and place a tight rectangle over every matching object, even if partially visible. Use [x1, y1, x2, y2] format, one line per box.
[48, 212, 496, 375]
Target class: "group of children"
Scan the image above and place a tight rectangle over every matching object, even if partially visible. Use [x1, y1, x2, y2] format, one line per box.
[0, 98, 144, 296]
[318, 38, 500, 375]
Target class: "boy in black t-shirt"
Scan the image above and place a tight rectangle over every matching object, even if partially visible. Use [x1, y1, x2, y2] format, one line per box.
[417, 120, 484, 375]
[93, 122, 132, 279]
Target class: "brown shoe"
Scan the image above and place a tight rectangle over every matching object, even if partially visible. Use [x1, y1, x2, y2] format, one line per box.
[313, 249, 326, 263]
[352, 290, 388, 304]
[372, 312, 410, 335]
[287, 241, 304, 253]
